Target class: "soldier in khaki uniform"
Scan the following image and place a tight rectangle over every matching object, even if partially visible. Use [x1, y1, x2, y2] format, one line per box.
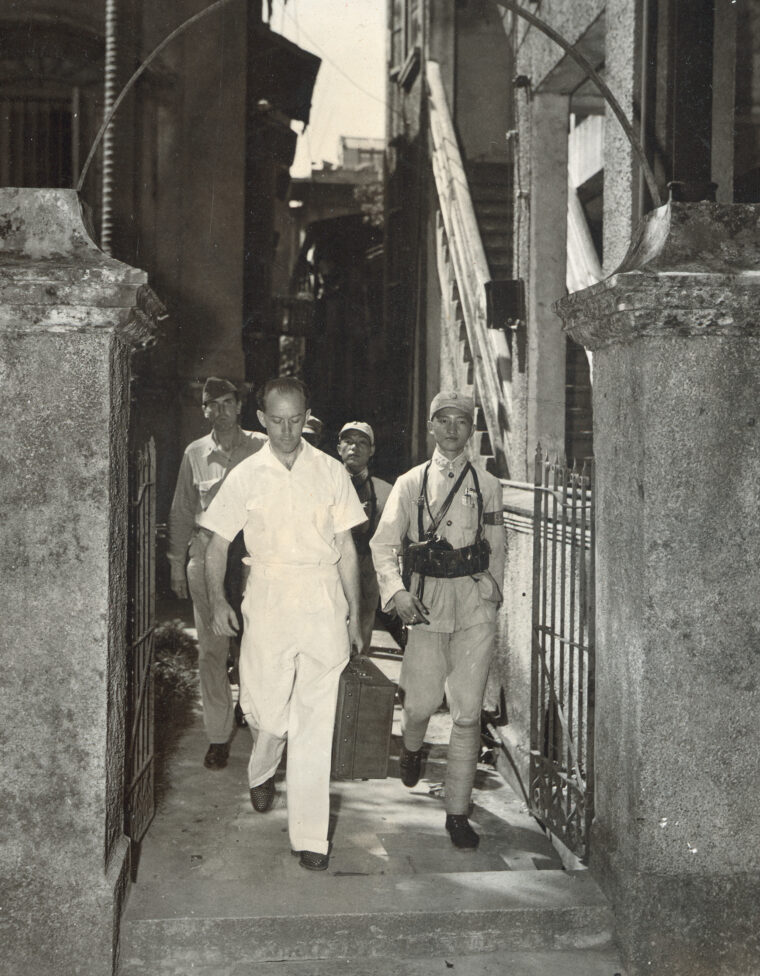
[371, 391, 505, 850]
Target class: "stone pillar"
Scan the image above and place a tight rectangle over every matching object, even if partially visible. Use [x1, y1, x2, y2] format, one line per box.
[0, 189, 163, 976]
[556, 201, 760, 976]
[526, 93, 568, 470]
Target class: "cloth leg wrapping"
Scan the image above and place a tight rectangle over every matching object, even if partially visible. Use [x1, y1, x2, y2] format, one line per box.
[442, 621, 496, 814]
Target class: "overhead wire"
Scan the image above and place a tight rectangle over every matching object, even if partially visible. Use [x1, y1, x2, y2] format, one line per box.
[279, 3, 401, 124]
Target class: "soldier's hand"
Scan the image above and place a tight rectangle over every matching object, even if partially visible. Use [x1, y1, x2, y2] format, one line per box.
[170, 568, 188, 600]
[474, 571, 501, 604]
[392, 589, 429, 626]
[348, 615, 365, 657]
[210, 598, 239, 637]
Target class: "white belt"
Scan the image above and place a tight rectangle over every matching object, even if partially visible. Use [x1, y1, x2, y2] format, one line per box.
[245, 560, 339, 580]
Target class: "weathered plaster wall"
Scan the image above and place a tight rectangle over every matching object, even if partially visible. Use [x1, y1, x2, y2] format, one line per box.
[0, 331, 126, 975]
[587, 331, 760, 975]
[491, 500, 534, 801]
[603, 0, 641, 271]
[508, 0, 605, 91]
[456, 0, 513, 161]
[0, 188, 160, 976]
[560, 201, 760, 975]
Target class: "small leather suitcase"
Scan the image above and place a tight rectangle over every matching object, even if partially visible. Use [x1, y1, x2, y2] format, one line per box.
[331, 656, 396, 780]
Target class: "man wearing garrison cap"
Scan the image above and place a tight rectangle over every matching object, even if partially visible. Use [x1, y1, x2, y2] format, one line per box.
[371, 391, 505, 850]
[337, 421, 392, 651]
[168, 377, 267, 771]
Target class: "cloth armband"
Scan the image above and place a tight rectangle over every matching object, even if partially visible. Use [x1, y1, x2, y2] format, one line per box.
[483, 511, 504, 526]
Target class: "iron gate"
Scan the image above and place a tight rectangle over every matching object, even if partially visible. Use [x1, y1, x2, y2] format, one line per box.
[529, 448, 595, 862]
[125, 437, 156, 869]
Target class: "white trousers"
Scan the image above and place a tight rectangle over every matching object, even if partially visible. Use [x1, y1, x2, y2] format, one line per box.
[239, 564, 349, 855]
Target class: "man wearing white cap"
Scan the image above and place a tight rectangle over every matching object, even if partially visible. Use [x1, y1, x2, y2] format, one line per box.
[370, 391, 505, 850]
[168, 377, 267, 771]
[337, 421, 392, 651]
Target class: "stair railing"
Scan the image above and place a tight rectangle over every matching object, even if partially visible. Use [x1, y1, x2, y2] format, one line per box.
[426, 59, 512, 474]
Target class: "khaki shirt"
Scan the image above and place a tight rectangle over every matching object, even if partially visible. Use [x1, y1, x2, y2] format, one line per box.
[370, 449, 506, 634]
[167, 429, 267, 568]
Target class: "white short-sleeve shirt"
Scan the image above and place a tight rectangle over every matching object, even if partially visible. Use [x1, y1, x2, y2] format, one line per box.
[199, 440, 367, 567]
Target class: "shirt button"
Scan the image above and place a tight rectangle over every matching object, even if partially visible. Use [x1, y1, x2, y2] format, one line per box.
[446, 520, 452, 526]
[448, 471, 454, 478]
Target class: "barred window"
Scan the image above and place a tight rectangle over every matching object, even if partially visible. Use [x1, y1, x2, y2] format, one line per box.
[0, 93, 75, 188]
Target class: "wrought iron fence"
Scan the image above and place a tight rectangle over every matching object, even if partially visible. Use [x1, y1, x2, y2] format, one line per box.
[125, 437, 156, 872]
[529, 447, 595, 862]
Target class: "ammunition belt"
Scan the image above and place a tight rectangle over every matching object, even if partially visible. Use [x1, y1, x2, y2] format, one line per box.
[404, 537, 490, 579]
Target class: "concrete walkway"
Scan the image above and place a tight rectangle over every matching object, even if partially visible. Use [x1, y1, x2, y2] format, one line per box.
[119, 612, 623, 976]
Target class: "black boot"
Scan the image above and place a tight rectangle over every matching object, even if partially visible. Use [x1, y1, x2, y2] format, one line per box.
[399, 745, 423, 787]
[445, 814, 479, 850]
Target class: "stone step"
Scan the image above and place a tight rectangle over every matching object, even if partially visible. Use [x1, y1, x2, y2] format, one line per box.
[467, 161, 512, 186]
[120, 869, 614, 973]
[120, 946, 623, 976]
[474, 201, 512, 220]
[480, 225, 510, 244]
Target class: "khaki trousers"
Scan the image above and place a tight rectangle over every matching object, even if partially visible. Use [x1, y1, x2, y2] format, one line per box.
[186, 533, 234, 744]
[400, 620, 495, 815]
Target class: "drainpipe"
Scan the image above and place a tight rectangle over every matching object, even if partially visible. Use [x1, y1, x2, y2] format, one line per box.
[100, 0, 117, 255]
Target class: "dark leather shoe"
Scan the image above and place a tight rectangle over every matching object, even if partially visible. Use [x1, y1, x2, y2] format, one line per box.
[249, 776, 275, 812]
[203, 742, 230, 770]
[293, 849, 329, 871]
[445, 814, 480, 850]
[399, 745, 422, 787]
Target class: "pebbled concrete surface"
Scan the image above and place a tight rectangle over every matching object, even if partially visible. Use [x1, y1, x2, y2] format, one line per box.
[119, 614, 620, 974]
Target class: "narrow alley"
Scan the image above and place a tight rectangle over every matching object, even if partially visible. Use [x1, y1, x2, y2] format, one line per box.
[119, 613, 621, 976]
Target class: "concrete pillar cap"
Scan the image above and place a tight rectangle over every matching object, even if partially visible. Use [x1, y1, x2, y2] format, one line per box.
[0, 188, 165, 346]
[555, 201, 760, 350]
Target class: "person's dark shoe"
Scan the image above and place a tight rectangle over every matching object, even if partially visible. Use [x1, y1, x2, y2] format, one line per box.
[291, 849, 329, 871]
[203, 742, 230, 770]
[249, 776, 275, 812]
[399, 745, 422, 787]
[445, 814, 480, 850]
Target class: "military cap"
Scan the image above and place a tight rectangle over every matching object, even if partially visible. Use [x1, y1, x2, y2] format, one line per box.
[202, 377, 239, 404]
[428, 390, 475, 421]
[339, 421, 375, 446]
